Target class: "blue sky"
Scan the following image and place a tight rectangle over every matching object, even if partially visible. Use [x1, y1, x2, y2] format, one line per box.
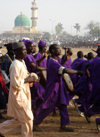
[0, 0, 100, 35]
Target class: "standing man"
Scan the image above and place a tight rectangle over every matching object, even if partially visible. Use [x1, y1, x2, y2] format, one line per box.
[34, 44, 82, 132]
[0, 42, 38, 137]
[23, 39, 46, 115]
[61, 48, 73, 69]
[0, 43, 14, 90]
[34, 40, 47, 68]
[84, 47, 100, 122]
[71, 51, 85, 104]
[1, 43, 14, 76]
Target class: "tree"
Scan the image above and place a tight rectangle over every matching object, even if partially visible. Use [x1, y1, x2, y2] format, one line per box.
[74, 23, 80, 35]
[86, 21, 100, 40]
[42, 32, 51, 41]
[55, 23, 63, 35]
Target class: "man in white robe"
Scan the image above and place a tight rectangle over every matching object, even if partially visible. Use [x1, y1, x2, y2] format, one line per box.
[0, 42, 38, 137]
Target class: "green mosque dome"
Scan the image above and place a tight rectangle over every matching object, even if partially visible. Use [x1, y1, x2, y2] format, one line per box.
[15, 14, 30, 27]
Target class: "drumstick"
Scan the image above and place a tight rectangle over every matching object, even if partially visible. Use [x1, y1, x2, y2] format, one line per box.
[91, 49, 97, 53]
[6, 54, 13, 62]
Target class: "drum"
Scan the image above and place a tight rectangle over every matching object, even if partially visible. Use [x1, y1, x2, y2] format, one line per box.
[25, 73, 39, 83]
[63, 73, 74, 92]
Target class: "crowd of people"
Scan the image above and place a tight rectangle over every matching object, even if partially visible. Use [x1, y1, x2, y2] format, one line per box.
[0, 39, 100, 137]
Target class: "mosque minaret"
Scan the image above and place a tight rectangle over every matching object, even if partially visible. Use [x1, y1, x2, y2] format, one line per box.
[31, 0, 38, 33]
[3, 0, 40, 39]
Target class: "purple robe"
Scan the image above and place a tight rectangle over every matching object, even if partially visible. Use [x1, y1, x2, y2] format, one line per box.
[24, 54, 36, 73]
[71, 58, 85, 90]
[58, 57, 72, 69]
[24, 54, 45, 112]
[70, 58, 86, 105]
[84, 56, 100, 117]
[34, 58, 70, 126]
[89, 57, 100, 102]
[76, 60, 93, 112]
[34, 52, 47, 67]
[58, 57, 73, 101]
[57, 57, 61, 64]
[89, 56, 100, 104]
[44, 58, 70, 107]
[64, 57, 72, 69]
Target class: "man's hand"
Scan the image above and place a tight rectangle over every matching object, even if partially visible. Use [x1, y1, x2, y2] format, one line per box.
[25, 73, 39, 83]
[77, 70, 83, 76]
[29, 82, 34, 87]
[43, 52, 48, 58]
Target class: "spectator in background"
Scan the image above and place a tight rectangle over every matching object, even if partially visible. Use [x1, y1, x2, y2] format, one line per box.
[1, 43, 14, 76]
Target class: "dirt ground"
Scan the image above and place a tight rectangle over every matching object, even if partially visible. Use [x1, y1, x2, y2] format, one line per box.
[0, 47, 99, 137]
[1, 104, 100, 137]
[1, 46, 97, 60]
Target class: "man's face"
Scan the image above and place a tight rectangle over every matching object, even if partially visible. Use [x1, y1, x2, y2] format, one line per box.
[21, 46, 27, 58]
[33, 45, 36, 53]
[42, 46, 47, 53]
[16, 46, 27, 59]
[68, 49, 73, 56]
[54, 46, 61, 56]
[28, 44, 34, 53]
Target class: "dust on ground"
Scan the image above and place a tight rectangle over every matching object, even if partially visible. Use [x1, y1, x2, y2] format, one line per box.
[1, 104, 100, 137]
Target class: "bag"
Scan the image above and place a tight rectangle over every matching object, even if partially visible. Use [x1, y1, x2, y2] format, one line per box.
[1, 70, 10, 84]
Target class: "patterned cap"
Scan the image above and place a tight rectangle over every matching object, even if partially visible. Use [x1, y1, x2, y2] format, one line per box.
[12, 42, 25, 50]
